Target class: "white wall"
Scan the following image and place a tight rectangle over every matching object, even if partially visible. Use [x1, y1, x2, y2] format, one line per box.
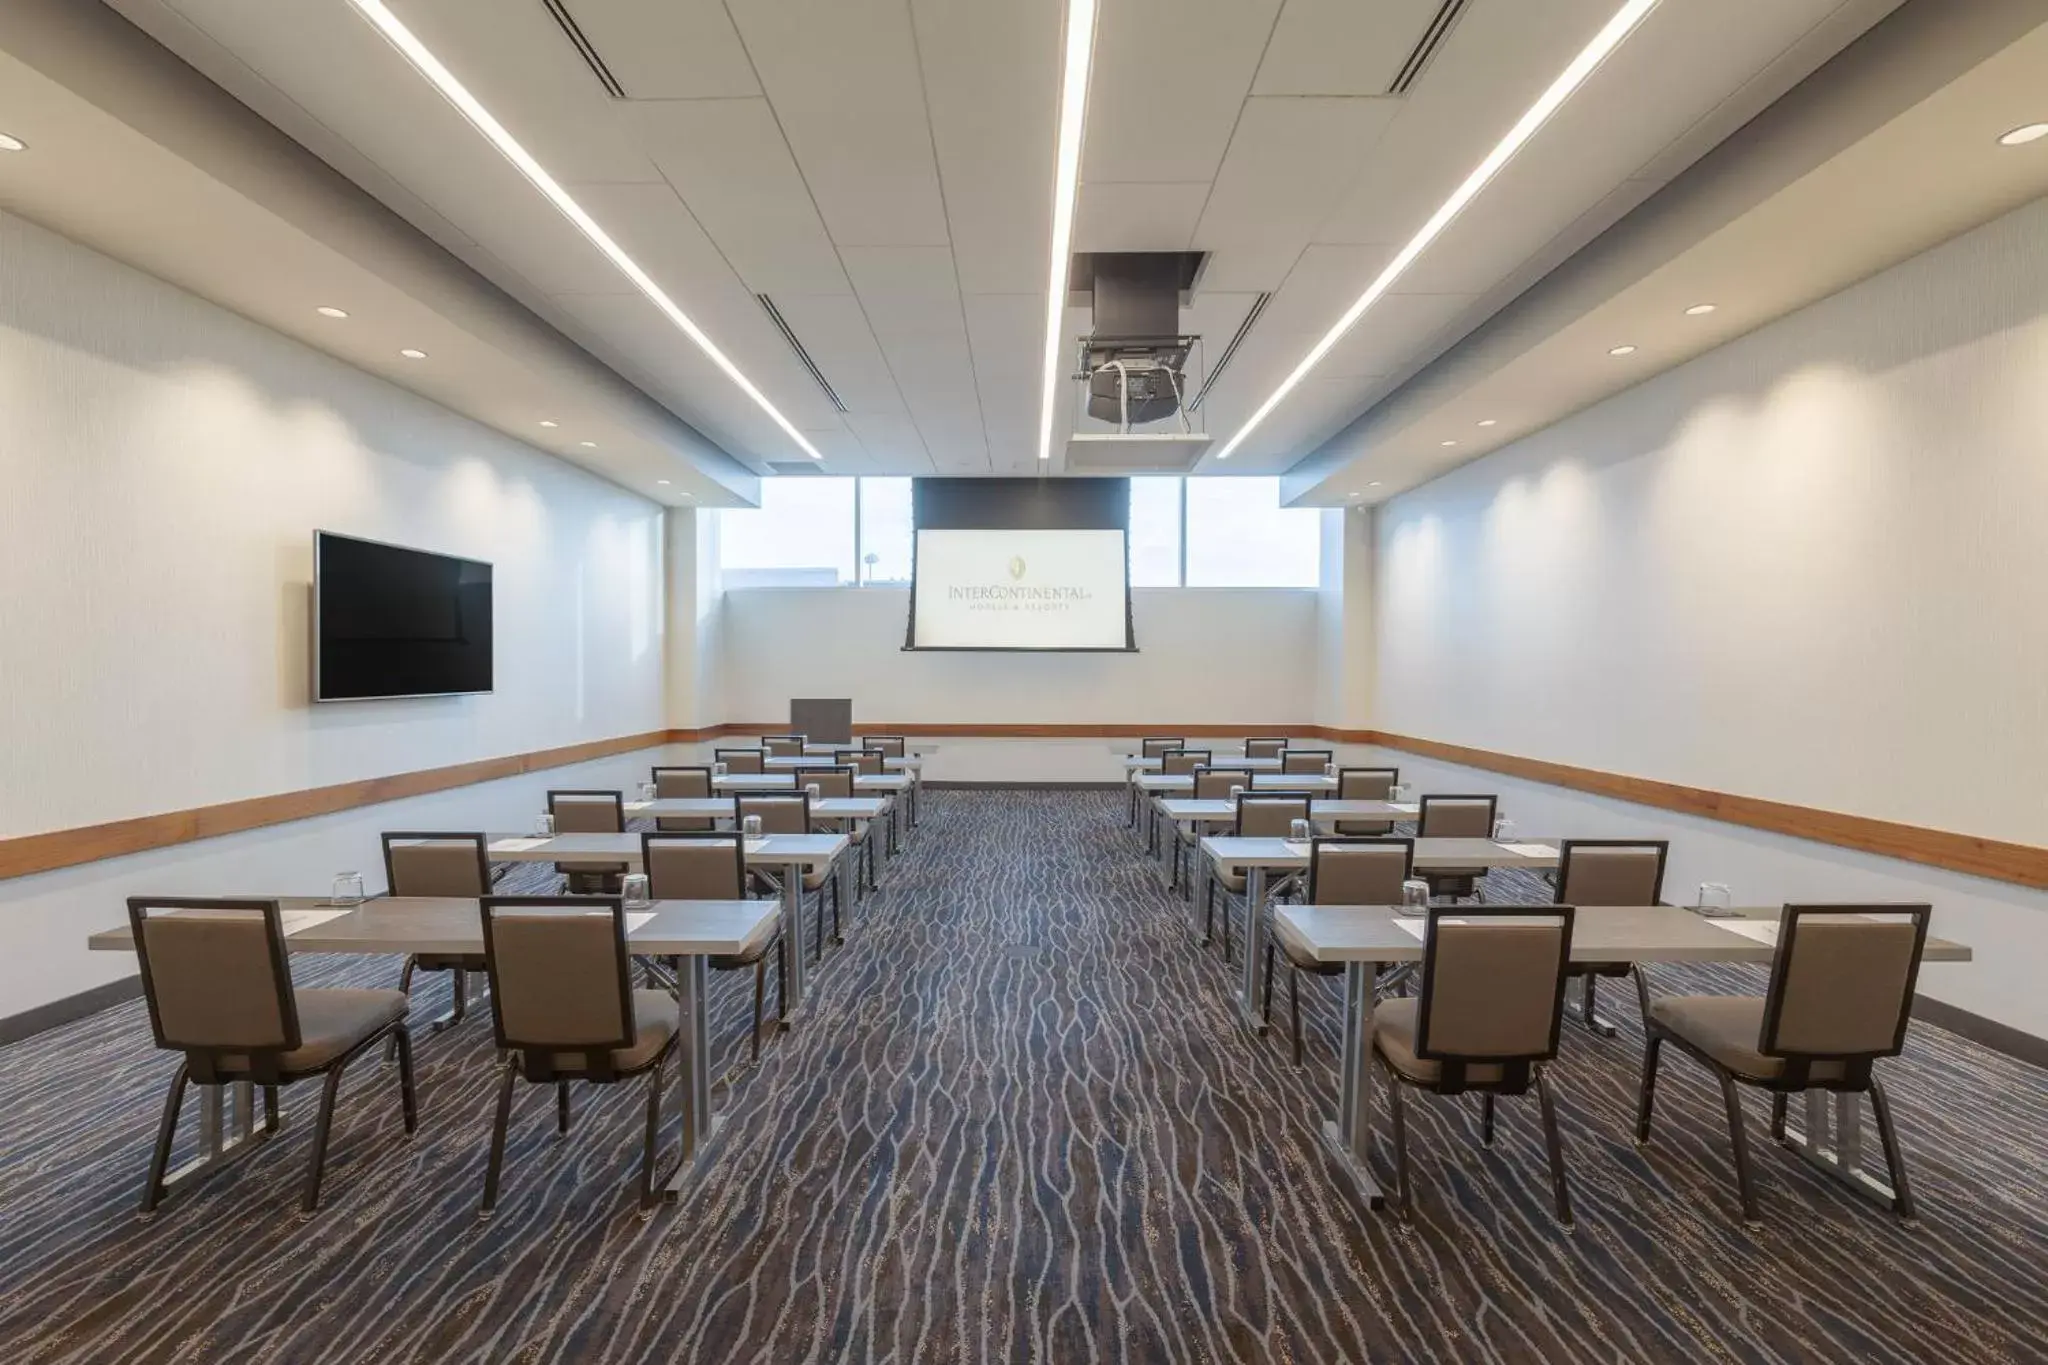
[1373, 193, 2048, 1036]
[0, 208, 668, 1016]
[716, 585, 1320, 781]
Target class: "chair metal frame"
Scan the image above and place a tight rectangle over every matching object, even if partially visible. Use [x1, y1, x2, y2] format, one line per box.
[1553, 838, 1669, 1038]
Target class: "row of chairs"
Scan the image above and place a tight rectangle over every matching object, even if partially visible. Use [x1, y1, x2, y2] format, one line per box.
[128, 828, 784, 1219]
[1252, 836, 1930, 1230]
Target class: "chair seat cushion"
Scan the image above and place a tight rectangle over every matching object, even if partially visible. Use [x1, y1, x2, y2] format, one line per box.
[1214, 871, 1247, 894]
[1649, 995, 1845, 1083]
[413, 953, 486, 973]
[218, 988, 408, 1074]
[1280, 936, 1343, 975]
[551, 989, 677, 1074]
[802, 867, 833, 891]
[1333, 821, 1394, 836]
[1568, 960, 1633, 978]
[1372, 998, 1507, 1087]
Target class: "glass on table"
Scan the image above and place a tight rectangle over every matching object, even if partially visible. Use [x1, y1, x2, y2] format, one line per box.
[1695, 882, 1734, 916]
[534, 811, 556, 838]
[1289, 818, 1312, 844]
[639, 781, 657, 804]
[1492, 815, 1517, 842]
[1401, 878, 1431, 910]
[331, 871, 365, 907]
[712, 761, 728, 779]
[1229, 785, 1245, 805]
[805, 782, 822, 802]
[743, 814, 764, 840]
[621, 873, 651, 908]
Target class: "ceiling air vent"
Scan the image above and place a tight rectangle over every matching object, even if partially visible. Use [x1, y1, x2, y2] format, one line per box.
[541, 0, 627, 99]
[767, 462, 825, 476]
[757, 295, 849, 414]
[1190, 292, 1270, 411]
[1388, 0, 1472, 96]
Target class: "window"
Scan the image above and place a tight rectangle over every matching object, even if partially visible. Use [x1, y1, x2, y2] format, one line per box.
[856, 477, 913, 584]
[1184, 476, 1321, 587]
[716, 478, 855, 586]
[1128, 477, 1182, 587]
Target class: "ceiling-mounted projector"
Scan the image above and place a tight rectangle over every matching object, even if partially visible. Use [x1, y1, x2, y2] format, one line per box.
[1077, 253, 1196, 432]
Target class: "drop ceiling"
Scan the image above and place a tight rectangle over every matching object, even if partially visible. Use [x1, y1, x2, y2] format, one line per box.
[95, 0, 1910, 487]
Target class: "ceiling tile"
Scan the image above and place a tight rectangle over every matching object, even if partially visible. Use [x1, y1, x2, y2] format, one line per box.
[1074, 182, 1209, 253]
[555, 0, 761, 98]
[764, 294, 908, 415]
[1252, 0, 1445, 96]
[1082, 0, 1282, 184]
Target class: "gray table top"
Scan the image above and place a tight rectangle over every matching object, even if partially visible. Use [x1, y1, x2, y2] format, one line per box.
[764, 755, 921, 771]
[1201, 835, 1560, 872]
[1137, 773, 1337, 793]
[628, 797, 886, 819]
[90, 896, 780, 958]
[484, 832, 848, 869]
[1123, 754, 1282, 771]
[1160, 799, 1415, 822]
[1273, 903, 1972, 965]
[714, 773, 910, 792]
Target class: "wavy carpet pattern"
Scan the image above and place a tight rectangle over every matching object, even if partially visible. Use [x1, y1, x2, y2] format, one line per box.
[2, 790, 2046, 1363]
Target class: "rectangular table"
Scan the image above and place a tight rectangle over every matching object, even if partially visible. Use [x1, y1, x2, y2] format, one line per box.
[1200, 836, 1563, 1034]
[88, 896, 777, 1203]
[1272, 903, 1972, 1217]
[1153, 799, 1417, 894]
[1122, 754, 1282, 772]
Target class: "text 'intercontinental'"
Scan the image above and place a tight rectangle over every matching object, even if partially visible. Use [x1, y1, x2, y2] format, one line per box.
[948, 585, 1095, 602]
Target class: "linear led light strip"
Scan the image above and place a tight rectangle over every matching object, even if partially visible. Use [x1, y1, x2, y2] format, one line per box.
[1036, 0, 1100, 461]
[344, 0, 823, 460]
[1214, 0, 1661, 461]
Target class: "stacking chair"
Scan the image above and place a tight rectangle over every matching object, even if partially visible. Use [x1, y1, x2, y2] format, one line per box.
[128, 898, 416, 1217]
[548, 789, 628, 894]
[1416, 794, 1498, 901]
[1132, 737, 1185, 824]
[1243, 737, 1289, 761]
[715, 747, 765, 775]
[836, 748, 884, 777]
[762, 734, 806, 758]
[1634, 904, 1931, 1226]
[736, 792, 842, 961]
[475, 897, 679, 1218]
[1151, 748, 1212, 854]
[1375, 905, 1578, 1226]
[650, 765, 715, 832]
[1204, 792, 1314, 959]
[1172, 766, 1252, 895]
[1333, 767, 1400, 835]
[379, 832, 491, 1044]
[1265, 838, 1414, 1064]
[1554, 840, 1668, 1037]
[1282, 748, 1333, 776]
[864, 735, 908, 760]
[642, 832, 784, 1064]
[807, 764, 876, 893]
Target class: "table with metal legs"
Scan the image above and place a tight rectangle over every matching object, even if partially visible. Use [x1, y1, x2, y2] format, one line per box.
[1319, 959, 1389, 1210]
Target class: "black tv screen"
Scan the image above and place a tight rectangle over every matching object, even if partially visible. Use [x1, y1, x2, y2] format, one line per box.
[314, 532, 493, 701]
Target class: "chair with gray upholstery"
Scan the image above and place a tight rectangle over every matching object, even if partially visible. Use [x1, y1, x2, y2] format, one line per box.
[736, 792, 842, 961]
[1416, 794, 1498, 901]
[1204, 792, 1314, 959]
[1131, 737, 1185, 824]
[1168, 766, 1251, 896]
[715, 747, 765, 775]
[762, 734, 806, 759]
[642, 832, 783, 1064]
[547, 789, 627, 894]
[1375, 905, 1578, 1225]
[836, 748, 884, 777]
[864, 735, 908, 760]
[1264, 838, 1414, 1064]
[650, 765, 715, 832]
[1333, 767, 1400, 835]
[128, 897, 416, 1217]
[1634, 903, 1931, 1226]
[808, 764, 876, 893]
[378, 832, 492, 1046]
[1554, 840, 1668, 1037]
[1243, 737, 1289, 762]
[1281, 748, 1333, 776]
[476, 896, 680, 1218]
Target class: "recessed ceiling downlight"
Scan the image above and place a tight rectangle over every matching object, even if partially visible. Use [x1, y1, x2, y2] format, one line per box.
[1996, 122, 2048, 147]
[1609, 344, 1638, 356]
[316, 306, 349, 318]
[1684, 303, 1717, 316]
[399, 348, 427, 359]
[0, 133, 26, 152]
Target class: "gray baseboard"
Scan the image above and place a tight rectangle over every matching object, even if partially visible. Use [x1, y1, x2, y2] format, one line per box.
[1913, 993, 2047, 1071]
[0, 974, 143, 1048]
[924, 781, 1126, 791]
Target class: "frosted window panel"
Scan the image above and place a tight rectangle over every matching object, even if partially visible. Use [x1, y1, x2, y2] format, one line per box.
[1128, 476, 1182, 587]
[717, 478, 856, 586]
[1184, 476, 1320, 587]
[858, 477, 913, 584]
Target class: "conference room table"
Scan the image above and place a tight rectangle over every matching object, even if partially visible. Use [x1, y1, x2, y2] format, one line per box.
[483, 832, 849, 1015]
[1153, 798, 1416, 893]
[628, 794, 896, 870]
[1121, 754, 1284, 772]
[1131, 772, 1338, 854]
[87, 896, 777, 1203]
[764, 755, 926, 827]
[1200, 835, 1565, 1034]
[711, 773, 912, 851]
[1272, 902, 1973, 1217]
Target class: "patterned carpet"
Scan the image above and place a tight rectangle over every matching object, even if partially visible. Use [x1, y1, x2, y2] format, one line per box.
[2, 791, 2046, 1364]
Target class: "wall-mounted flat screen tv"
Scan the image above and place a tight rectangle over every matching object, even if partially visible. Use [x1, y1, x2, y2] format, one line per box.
[314, 531, 493, 701]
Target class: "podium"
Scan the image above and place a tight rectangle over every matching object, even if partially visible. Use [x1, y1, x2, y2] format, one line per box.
[790, 698, 853, 745]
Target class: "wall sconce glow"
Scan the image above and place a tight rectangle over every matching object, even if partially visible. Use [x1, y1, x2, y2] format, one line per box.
[0, 133, 25, 152]
[1214, 0, 1662, 460]
[1608, 344, 1638, 356]
[345, 0, 822, 460]
[1996, 122, 2048, 147]
[399, 348, 428, 359]
[1683, 303, 1717, 316]
[316, 306, 349, 319]
[1034, 0, 1101, 462]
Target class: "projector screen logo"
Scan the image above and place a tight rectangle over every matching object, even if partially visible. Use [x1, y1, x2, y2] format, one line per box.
[1008, 556, 1027, 581]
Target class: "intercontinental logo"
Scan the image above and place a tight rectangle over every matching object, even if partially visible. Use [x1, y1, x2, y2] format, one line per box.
[949, 551, 1091, 610]
[1008, 555, 1027, 581]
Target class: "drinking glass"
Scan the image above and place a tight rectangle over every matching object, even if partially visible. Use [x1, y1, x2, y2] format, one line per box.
[1289, 818, 1312, 844]
[1388, 782, 1407, 804]
[639, 781, 657, 804]
[1401, 878, 1431, 910]
[712, 761, 728, 779]
[1493, 816, 1517, 842]
[622, 873, 651, 908]
[1696, 882, 1733, 915]
[1229, 785, 1245, 805]
[1325, 763, 1338, 780]
[743, 814, 764, 840]
[534, 811, 556, 838]
[331, 871, 365, 907]
[805, 782, 822, 803]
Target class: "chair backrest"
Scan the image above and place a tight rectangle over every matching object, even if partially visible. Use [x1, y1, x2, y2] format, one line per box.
[641, 832, 746, 901]
[836, 748, 884, 775]
[651, 765, 713, 800]
[1243, 737, 1289, 761]
[1336, 767, 1398, 802]
[1415, 906, 1576, 1088]
[735, 792, 811, 834]
[480, 897, 635, 1061]
[129, 898, 299, 1061]
[1236, 792, 1312, 837]
[762, 734, 806, 758]
[1760, 905, 1931, 1072]
[804, 765, 857, 799]
[549, 789, 623, 834]
[715, 748, 765, 774]
[1140, 736, 1185, 758]
[1161, 748, 1211, 777]
[381, 832, 490, 898]
[865, 735, 907, 759]
[1308, 838, 1414, 905]
[1556, 840, 1667, 906]
[1193, 766, 1253, 800]
[1282, 748, 1333, 774]
[1418, 794, 1496, 838]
